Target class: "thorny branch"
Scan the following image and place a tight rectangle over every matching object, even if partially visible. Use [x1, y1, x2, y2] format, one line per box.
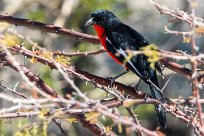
[0, 13, 203, 82]
[9, 45, 146, 98]
[51, 48, 105, 57]
[10, 45, 204, 85]
[0, 50, 111, 136]
[0, 14, 99, 44]
[0, 49, 159, 136]
[189, 0, 203, 127]
[0, 1, 204, 135]
[0, 82, 28, 99]
[149, 0, 204, 29]
[149, 0, 204, 135]
[0, 45, 203, 134]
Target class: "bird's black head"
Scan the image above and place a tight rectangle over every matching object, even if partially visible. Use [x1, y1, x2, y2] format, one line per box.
[85, 9, 121, 28]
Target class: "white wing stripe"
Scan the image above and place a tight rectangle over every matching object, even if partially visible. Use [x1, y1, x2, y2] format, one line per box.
[106, 37, 112, 44]
[116, 48, 143, 77]
[105, 37, 143, 77]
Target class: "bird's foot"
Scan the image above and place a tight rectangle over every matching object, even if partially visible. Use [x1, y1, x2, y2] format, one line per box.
[107, 76, 116, 87]
[107, 71, 129, 88]
[160, 97, 168, 104]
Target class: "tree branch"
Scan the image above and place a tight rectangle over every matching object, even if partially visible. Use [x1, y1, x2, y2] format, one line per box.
[52, 48, 105, 57]
[9, 45, 146, 98]
[0, 14, 203, 83]
[0, 14, 99, 44]
[0, 51, 109, 136]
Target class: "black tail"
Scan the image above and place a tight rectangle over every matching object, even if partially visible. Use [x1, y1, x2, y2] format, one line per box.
[149, 85, 166, 128]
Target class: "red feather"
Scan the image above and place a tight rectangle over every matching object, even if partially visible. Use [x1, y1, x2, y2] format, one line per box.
[94, 25, 122, 65]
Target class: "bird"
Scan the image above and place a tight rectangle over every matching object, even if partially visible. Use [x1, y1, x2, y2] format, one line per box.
[85, 9, 166, 128]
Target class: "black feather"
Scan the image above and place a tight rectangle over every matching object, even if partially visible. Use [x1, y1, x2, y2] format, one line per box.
[88, 9, 166, 128]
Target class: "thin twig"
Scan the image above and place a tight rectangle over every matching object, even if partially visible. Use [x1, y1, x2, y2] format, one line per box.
[51, 58, 90, 102]
[164, 25, 192, 36]
[161, 73, 173, 91]
[0, 44, 53, 98]
[190, 1, 203, 127]
[8, 45, 147, 98]
[149, 0, 204, 28]
[52, 48, 105, 57]
[126, 107, 144, 136]
[0, 82, 29, 99]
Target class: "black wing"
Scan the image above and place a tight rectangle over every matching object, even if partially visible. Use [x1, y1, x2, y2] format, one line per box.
[120, 24, 163, 77]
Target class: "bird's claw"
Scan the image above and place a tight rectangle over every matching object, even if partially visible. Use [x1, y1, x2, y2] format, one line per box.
[160, 97, 168, 104]
[107, 77, 116, 87]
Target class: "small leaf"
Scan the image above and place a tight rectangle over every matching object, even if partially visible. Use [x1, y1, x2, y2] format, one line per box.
[0, 33, 20, 47]
[66, 117, 77, 123]
[41, 51, 52, 60]
[30, 57, 37, 64]
[183, 36, 191, 43]
[105, 125, 112, 133]
[150, 63, 155, 70]
[55, 55, 70, 66]
[38, 109, 50, 119]
[85, 112, 101, 124]
[118, 123, 122, 134]
[140, 44, 160, 69]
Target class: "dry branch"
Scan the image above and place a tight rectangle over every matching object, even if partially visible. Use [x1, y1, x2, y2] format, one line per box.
[0, 52, 59, 97]
[0, 51, 109, 136]
[2, 46, 202, 129]
[52, 48, 105, 57]
[9, 45, 146, 98]
[0, 15, 99, 44]
[190, 3, 203, 127]
[150, 0, 204, 28]
[1, 7, 204, 135]
[0, 14, 203, 83]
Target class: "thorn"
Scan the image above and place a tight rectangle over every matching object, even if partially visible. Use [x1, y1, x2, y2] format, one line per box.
[13, 82, 19, 91]
[161, 73, 173, 91]
[21, 42, 25, 46]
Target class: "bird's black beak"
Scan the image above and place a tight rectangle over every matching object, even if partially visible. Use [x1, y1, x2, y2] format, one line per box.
[85, 17, 94, 26]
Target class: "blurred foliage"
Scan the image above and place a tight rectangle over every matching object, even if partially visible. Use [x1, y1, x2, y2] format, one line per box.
[0, 32, 20, 47]
[26, 9, 46, 22]
[0, 0, 202, 136]
[85, 111, 101, 124]
[14, 119, 48, 136]
[55, 55, 70, 66]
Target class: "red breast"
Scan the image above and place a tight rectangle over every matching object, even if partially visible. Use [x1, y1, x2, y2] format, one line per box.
[93, 25, 122, 65]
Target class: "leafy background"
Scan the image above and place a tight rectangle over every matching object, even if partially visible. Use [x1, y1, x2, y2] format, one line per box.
[0, 0, 203, 135]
